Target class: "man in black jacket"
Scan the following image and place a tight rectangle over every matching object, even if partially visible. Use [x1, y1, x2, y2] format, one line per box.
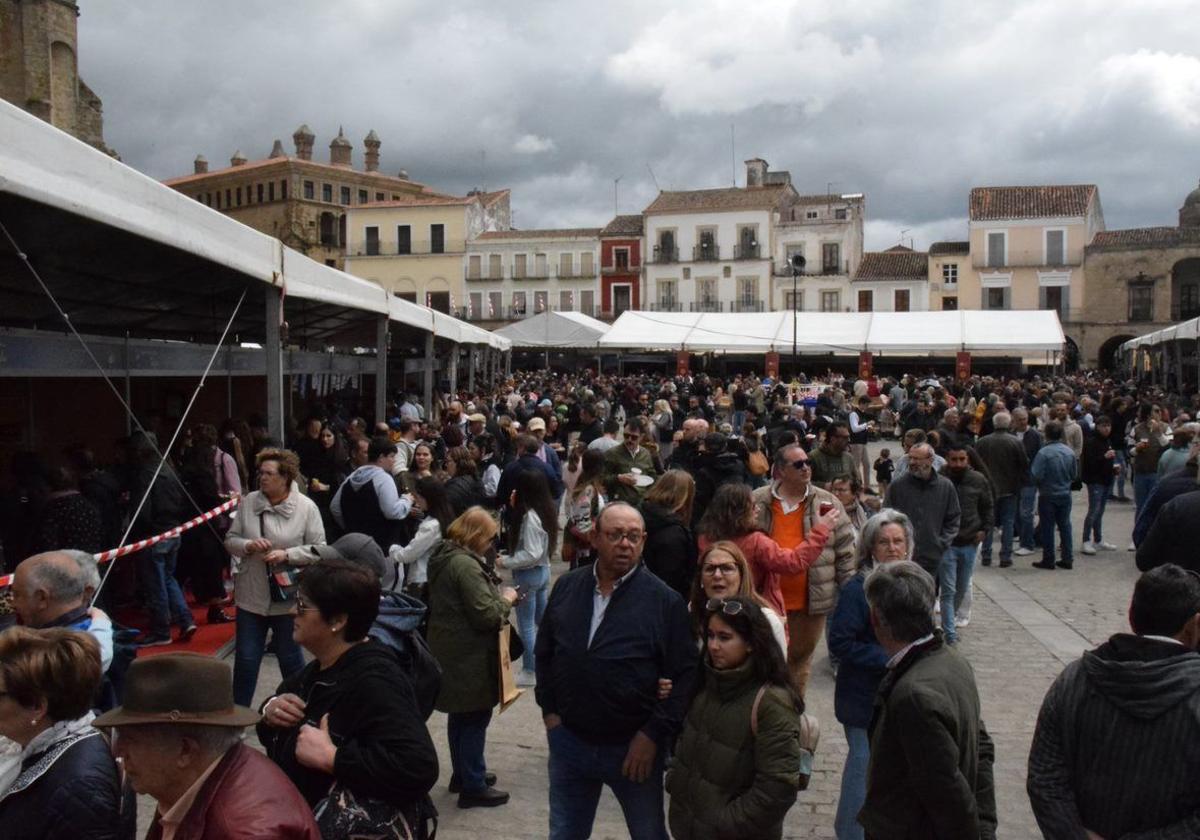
[1028, 564, 1200, 839]
[536, 502, 696, 840]
[1136, 489, 1200, 573]
[974, 411, 1028, 567]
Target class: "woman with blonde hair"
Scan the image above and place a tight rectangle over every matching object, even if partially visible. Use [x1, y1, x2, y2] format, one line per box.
[640, 469, 697, 598]
[425, 507, 518, 808]
[688, 541, 787, 655]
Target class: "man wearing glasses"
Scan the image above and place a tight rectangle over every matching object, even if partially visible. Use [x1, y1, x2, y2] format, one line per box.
[809, 421, 857, 488]
[535, 502, 695, 840]
[602, 419, 658, 506]
[752, 444, 857, 698]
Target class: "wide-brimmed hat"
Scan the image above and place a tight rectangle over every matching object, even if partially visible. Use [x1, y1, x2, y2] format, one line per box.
[93, 653, 259, 728]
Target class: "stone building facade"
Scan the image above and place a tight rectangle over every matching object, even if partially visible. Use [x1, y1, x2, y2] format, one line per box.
[1080, 181, 1200, 368]
[0, 0, 113, 154]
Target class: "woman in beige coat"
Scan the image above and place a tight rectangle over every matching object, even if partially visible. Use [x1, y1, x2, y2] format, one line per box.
[225, 447, 325, 706]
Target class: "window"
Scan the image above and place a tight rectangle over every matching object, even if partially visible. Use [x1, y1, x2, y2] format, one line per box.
[857, 289, 873, 311]
[487, 291, 502, 318]
[534, 290, 548, 313]
[697, 278, 718, 309]
[394, 291, 417, 303]
[358, 189, 368, 205]
[340, 186, 351, 205]
[469, 292, 482, 318]
[941, 296, 958, 311]
[488, 254, 501, 278]
[280, 180, 288, 200]
[215, 191, 221, 209]
[942, 263, 958, 286]
[325, 259, 338, 267]
[820, 290, 840, 312]
[658, 279, 678, 308]
[268, 183, 275, 202]
[431, 224, 445, 254]
[322, 183, 332, 202]
[1039, 285, 1069, 319]
[467, 255, 481, 279]
[580, 289, 595, 314]
[364, 226, 380, 256]
[225, 188, 232, 207]
[512, 291, 527, 316]
[737, 277, 758, 308]
[784, 290, 803, 311]
[697, 228, 718, 260]
[657, 230, 677, 262]
[304, 181, 315, 199]
[806, 210, 819, 220]
[835, 208, 848, 220]
[1128, 284, 1153, 321]
[514, 254, 527, 278]
[1180, 284, 1200, 320]
[614, 247, 630, 270]
[534, 253, 547, 277]
[786, 244, 806, 273]
[580, 251, 594, 275]
[894, 289, 911, 312]
[397, 225, 411, 254]
[984, 287, 1010, 310]
[559, 252, 573, 277]
[560, 290, 573, 311]
[986, 232, 1006, 268]
[375, 192, 385, 201]
[235, 187, 242, 207]
[1045, 229, 1065, 265]
[737, 225, 759, 259]
[822, 243, 840, 274]
[205, 192, 211, 206]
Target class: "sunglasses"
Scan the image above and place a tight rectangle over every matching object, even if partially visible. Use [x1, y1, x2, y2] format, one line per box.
[705, 597, 745, 616]
[788, 459, 811, 470]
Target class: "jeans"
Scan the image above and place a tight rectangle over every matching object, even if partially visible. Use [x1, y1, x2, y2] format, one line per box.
[1113, 450, 1128, 497]
[547, 724, 667, 840]
[232, 609, 305, 707]
[447, 709, 493, 794]
[1132, 472, 1158, 521]
[938, 544, 977, 642]
[1082, 481, 1111, 543]
[138, 537, 192, 638]
[835, 725, 870, 840]
[512, 563, 550, 672]
[1019, 485, 1039, 550]
[982, 494, 1017, 562]
[1039, 494, 1073, 566]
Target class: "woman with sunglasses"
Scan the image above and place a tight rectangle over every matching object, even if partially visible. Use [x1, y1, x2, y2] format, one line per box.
[666, 596, 803, 840]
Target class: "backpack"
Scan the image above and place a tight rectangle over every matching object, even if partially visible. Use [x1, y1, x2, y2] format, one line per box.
[368, 592, 442, 720]
[751, 684, 820, 791]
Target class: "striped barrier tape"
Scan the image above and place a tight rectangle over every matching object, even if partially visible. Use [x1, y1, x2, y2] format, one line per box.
[0, 495, 241, 589]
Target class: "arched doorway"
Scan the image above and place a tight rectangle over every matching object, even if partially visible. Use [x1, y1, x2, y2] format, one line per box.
[1098, 334, 1135, 371]
[1171, 258, 1200, 321]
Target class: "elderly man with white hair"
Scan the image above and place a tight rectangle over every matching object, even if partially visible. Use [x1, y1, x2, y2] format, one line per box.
[974, 411, 1029, 568]
[883, 444, 961, 578]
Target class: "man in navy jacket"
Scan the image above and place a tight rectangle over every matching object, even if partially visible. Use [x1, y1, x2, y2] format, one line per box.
[536, 502, 696, 840]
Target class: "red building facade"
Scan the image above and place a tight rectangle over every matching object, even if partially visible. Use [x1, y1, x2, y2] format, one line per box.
[599, 214, 643, 317]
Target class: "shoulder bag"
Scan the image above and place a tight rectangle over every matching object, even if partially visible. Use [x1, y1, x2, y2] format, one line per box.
[751, 684, 820, 791]
[262, 512, 300, 603]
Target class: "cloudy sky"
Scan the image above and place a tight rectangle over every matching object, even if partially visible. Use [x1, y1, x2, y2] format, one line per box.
[80, 0, 1200, 250]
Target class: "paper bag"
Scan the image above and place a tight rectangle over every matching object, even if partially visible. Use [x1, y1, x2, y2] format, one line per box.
[498, 623, 523, 713]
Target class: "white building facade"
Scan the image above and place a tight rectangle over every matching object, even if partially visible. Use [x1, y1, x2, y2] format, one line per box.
[773, 193, 865, 313]
[463, 228, 602, 321]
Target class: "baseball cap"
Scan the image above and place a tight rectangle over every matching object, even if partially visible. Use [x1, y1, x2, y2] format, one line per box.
[313, 533, 387, 579]
[539, 398, 553, 407]
[527, 417, 546, 432]
[467, 413, 486, 423]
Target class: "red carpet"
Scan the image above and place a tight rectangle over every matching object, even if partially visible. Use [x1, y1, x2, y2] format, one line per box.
[115, 600, 237, 659]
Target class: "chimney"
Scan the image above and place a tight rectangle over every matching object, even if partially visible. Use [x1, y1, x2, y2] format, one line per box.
[330, 126, 352, 167]
[397, 169, 409, 181]
[193, 155, 208, 174]
[268, 139, 286, 159]
[364, 129, 381, 172]
[293, 124, 315, 160]
[230, 150, 247, 167]
[745, 158, 768, 187]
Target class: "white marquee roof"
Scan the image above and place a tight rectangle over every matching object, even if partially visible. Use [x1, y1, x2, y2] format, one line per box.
[493, 310, 611, 348]
[599, 309, 1064, 354]
[1121, 317, 1200, 351]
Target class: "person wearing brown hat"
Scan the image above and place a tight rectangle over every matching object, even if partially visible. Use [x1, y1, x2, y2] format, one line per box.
[94, 653, 319, 840]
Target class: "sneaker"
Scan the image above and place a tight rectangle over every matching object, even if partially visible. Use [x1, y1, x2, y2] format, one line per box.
[515, 669, 537, 688]
[1081, 542, 1097, 555]
[136, 633, 173, 647]
[1098, 542, 1117, 551]
[955, 613, 971, 628]
[1014, 547, 1035, 557]
[1127, 543, 1137, 552]
[449, 772, 497, 794]
[180, 624, 199, 642]
[458, 787, 511, 808]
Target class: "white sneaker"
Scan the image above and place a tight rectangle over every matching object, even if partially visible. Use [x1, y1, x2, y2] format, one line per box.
[955, 613, 971, 628]
[1014, 547, 1035, 557]
[1098, 541, 1117, 551]
[1127, 543, 1137, 552]
[1081, 542, 1097, 555]
[515, 670, 537, 688]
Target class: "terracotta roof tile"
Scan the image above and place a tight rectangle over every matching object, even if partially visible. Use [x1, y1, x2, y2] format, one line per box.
[853, 250, 929, 282]
[969, 185, 1096, 221]
[1087, 226, 1200, 251]
[164, 155, 432, 191]
[475, 228, 602, 241]
[600, 215, 644, 236]
[644, 185, 791, 214]
[929, 241, 970, 256]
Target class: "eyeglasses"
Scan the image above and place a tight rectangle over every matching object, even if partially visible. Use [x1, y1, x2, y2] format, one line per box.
[600, 529, 644, 544]
[702, 563, 738, 577]
[293, 596, 320, 613]
[705, 597, 745, 616]
[788, 459, 811, 470]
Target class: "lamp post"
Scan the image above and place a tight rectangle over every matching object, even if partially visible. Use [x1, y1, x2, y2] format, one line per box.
[790, 253, 806, 375]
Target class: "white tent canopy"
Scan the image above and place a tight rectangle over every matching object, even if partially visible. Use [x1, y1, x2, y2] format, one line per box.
[0, 99, 508, 349]
[599, 309, 1064, 355]
[493, 310, 611, 348]
[1121, 317, 1200, 351]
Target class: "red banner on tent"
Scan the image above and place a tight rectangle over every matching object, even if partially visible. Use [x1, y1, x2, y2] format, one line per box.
[765, 352, 780, 379]
[859, 352, 873, 379]
[956, 351, 971, 381]
[676, 351, 690, 377]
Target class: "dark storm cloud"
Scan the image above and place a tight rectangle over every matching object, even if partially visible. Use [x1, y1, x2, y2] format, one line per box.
[79, 0, 1200, 249]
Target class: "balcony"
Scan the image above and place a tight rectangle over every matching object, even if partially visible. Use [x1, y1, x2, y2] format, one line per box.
[648, 301, 683, 312]
[734, 243, 761, 260]
[692, 243, 721, 262]
[511, 268, 551, 281]
[731, 300, 765, 313]
[465, 272, 505, 282]
[557, 267, 599, 280]
[652, 245, 680, 264]
[690, 300, 724, 313]
[602, 262, 639, 275]
[347, 239, 462, 257]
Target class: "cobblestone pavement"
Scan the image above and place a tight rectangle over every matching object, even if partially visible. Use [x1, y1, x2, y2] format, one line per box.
[136, 444, 1147, 839]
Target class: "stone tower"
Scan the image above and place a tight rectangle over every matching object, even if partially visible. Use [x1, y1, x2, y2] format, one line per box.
[292, 124, 314, 160]
[364, 129, 380, 172]
[0, 0, 114, 155]
[329, 126, 352, 167]
[1180, 180, 1200, 229]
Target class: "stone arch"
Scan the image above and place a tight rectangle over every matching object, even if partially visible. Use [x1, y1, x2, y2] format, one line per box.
[1171, 257, 1200, 321]
[1098, 333, 1135, 371]
[1063, 335, 1080, 372]
[392, 278, 417, 295]
[49, 40, 77, 134]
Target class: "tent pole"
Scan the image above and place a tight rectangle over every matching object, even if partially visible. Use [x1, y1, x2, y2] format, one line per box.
[449, 343, 459, 399]
[423, 333, 435, 421]
[375, 315, 388, 424]
[124, 331, 133, 436]
[468, 347, 476, 395]
[265, 286, 286, 445]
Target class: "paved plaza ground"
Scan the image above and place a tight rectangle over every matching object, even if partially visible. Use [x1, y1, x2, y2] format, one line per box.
[139, 442, 1148, 839]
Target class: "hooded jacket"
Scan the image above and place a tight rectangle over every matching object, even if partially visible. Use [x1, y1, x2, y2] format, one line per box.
[691, 452, 749, 528]
[1028, 634, 1200, 839]
[641, 501, 697, 600]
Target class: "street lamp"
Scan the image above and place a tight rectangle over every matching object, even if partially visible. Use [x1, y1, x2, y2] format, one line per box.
[790, 253, 806, 374]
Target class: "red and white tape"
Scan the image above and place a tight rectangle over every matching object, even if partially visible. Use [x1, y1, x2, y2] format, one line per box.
[0, 496, 240, 589]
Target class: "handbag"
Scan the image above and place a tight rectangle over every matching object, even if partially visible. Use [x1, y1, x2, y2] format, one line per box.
[260, 513, 299, 603]
[748, 449, 769, 477]
[751, 685, 820, 791]
[313, 782, 438, 840]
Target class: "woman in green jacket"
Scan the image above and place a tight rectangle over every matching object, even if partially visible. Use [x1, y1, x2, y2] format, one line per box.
[426, 506, 518, 809]
[667, 596, 803, 840]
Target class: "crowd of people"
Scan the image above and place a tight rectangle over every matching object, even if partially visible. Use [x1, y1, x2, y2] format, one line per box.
[1, 365, 1198, 839]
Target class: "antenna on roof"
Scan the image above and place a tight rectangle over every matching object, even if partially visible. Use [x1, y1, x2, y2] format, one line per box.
[646, 163, 660, 191]
[731, 124, 736, 187]
[614, 175, 622, 216]
[480, 149, 487, 192]
[899, 229, 910, 248]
